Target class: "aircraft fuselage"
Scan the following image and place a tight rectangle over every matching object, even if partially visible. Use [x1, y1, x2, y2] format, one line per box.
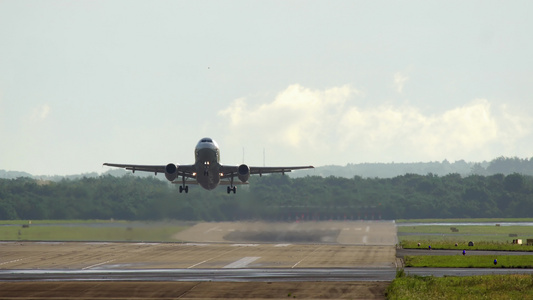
[194, 138, 221, 190]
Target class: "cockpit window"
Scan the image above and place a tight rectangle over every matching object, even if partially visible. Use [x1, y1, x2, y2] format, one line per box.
[200, 138, 213, 143]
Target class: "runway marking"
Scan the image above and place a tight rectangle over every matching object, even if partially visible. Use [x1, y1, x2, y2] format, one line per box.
[187, 247, 240, 269]
[231, 244, 258, 247]
[82, 259, 116, 270]
[274, 244, 291, 247]
[0, 259, 22, 266]
[363, 226, 370, 244]
[205, 226, 220, 233]
[291, 245, 325, 268]
[223, 257, 260, 268]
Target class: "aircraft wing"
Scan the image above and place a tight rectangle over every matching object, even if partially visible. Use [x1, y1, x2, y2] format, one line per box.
[220, 165, 314, 176]
[103, 163, 197, 178]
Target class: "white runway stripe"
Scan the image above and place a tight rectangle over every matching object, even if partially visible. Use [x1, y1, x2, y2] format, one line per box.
[82, 259, 116, 270]
[0, 259, 22, 266]
[223, 257, 260, 268]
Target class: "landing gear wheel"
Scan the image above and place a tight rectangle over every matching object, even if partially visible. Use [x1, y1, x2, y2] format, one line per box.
[180, 186, 189, 193]
[227, 186, 231, 194]
[232, 186, 237, 194]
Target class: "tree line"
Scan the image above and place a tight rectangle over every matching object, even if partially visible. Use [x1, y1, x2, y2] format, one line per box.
[0, 172, 532, 221]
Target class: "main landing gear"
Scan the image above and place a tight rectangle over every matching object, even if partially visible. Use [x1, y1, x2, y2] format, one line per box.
[227, 173, 236, 194]
[179, 176, 188, 193]
[227, 186, 236, 194]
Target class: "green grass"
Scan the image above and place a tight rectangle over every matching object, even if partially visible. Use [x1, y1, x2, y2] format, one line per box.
[398, 223, 533, 245]
[386, 274, 533, 300]
[0, 219, 127, 225]
[0, 221, 191, 242]
[400, 240, 533, 251]
[405, 255, 533, 268]
[393, 219, 533, 298]
[396, 218, 533, 223]
[400, 224, 533, 234]
[399, 224, 533, 236]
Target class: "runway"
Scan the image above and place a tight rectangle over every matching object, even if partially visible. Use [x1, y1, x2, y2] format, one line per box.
[1, 221, 531, 299]
[0, 221, 398, 270]
[0, 241, 396, 270]
[0, 221, 397, 299]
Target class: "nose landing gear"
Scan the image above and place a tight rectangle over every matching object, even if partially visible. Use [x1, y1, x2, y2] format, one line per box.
[203, 161, 210, 176]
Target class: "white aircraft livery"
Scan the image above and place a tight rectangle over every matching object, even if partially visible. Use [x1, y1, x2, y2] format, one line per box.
[104, 137, 314, 194]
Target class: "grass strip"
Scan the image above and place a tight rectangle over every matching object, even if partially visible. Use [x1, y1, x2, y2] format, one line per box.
[396, 218, 533, 223]
[0, 224, 188, 242]
[399, 224, 533, 235]
[405, 255, 533, 268]
[400, 240, 533, 251]
[0, 220, 128, 225]
[386, 274, 533, 300]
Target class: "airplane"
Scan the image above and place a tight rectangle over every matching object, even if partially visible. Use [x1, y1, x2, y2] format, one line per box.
[103, 137, 314, 194]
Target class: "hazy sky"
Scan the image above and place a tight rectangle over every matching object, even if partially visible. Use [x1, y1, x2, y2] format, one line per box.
[1, 1, 532, 175]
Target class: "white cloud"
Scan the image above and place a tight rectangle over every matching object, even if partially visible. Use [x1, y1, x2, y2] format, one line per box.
[30, 104, 51, 121]
[218, 85, 531, 165]
[219, 84, 356, 149]
[393, 72, 409, 93]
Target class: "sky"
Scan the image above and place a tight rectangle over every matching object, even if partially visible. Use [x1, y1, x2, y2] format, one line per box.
[1, 1, 533, 176]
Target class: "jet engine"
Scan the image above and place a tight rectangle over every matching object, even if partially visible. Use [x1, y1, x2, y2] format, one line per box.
[165, 163, 178, 181]
[238, 164, 250, 183]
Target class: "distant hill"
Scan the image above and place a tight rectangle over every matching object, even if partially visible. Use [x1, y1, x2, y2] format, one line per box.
[0, 170, 33, 179]
[2, 156, 533, 180]
[291, 160, 482, 178]
[292, 157, 533, 178]
[0, 169, 137, 181]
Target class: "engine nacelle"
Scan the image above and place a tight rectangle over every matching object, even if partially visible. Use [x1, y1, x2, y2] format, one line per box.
[238, 164, 250, 183]
[164, 163, 178, 181]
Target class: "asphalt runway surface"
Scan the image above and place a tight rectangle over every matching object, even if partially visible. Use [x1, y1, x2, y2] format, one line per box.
[1, 220, 532, 299]
[0, 221, 396, 299]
